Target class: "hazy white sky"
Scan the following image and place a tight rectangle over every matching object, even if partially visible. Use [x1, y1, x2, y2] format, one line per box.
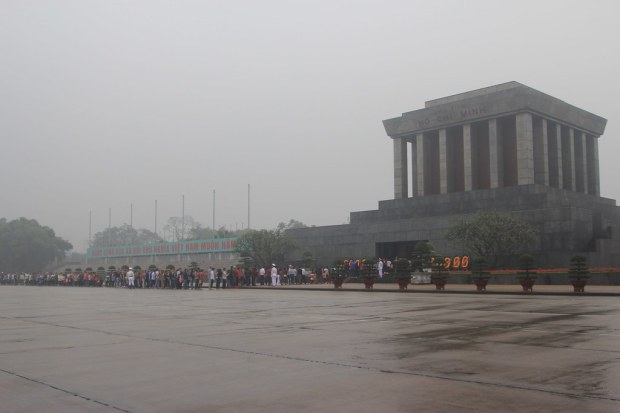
[1, 0, 619, 252]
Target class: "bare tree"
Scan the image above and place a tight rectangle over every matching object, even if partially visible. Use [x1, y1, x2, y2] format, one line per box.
[163, 216, 201, 241]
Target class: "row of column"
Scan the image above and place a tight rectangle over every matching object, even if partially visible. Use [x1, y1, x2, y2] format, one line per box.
[393, 113, 600, 198]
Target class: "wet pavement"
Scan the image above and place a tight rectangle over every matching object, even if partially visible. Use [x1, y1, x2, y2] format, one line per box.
[253, 280, 620, 295]
[1, 286, 619, 412]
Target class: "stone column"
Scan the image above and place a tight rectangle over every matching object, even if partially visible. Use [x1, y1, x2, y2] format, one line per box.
[553, 124, 563, 189]
[534, 118, 549, 186]
[591, 137, 600, 196]
[393, 136, 408, 199]
[516, 113, 535, 185]
[463, 124, 472, 191]
[577, 131, 588, 194]
[439, 128, 448, 194]
[567, 128, 576, 191]
[489, 119, 499, 188]
[416, 133, 425, 196]
[410, 135, 418, 197]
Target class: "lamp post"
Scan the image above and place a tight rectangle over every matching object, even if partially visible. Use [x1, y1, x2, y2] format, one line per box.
[108, 207, 112, 246]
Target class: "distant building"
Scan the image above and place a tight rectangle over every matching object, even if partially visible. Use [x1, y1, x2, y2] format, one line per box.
[86, 238, 239, 269]
[288, 82, 620, 267]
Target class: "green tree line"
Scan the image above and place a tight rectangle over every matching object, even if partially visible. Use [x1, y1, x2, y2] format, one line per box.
[0, 218, 72, 272]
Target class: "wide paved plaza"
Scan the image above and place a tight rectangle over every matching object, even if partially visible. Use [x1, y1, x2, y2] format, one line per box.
[1, 286, 619, 412]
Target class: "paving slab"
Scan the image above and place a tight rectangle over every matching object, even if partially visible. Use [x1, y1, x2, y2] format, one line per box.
[1, 286, 619, 412]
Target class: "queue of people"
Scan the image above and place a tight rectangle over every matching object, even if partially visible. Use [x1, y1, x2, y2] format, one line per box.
[0, 265, 317, 289]
[0, 259, 392, 289]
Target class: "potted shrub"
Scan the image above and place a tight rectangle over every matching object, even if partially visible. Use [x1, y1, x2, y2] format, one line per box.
[330, 263, 348, 289]
[361, 259, 377, 289]
[411, 242, 435, 270]
[97, 266, 108, 287]
[394, 258, 411, 290]
[568, 255, 590, 292]
[469, 258, 490, 291]
[517, 254, 537, 292]
[430, 256, 448, 290]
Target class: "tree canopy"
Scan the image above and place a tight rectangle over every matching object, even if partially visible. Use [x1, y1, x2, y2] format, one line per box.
[277, 219, 307, 231]
[411, 241, 436, 270]
[444, 210, 537, 268]
[163, 216, 200, 241]
[187, 225, 236, 240]
[92, 224, 162, 247]
[234, 229, 298, 268]
[0, 217, 72, 272]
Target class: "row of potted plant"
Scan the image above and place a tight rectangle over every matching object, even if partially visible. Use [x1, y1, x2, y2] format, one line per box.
[329, 255, 593, 293]
[443, 255, 591, 293]
[329, 259, 412, 290]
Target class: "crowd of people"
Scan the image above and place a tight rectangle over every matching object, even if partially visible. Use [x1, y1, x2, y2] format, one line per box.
[0, 265, 325, 289]
[0, 259, 396, 289]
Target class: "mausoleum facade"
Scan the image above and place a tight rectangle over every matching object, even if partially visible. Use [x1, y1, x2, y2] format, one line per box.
[287, 82, 620, 267]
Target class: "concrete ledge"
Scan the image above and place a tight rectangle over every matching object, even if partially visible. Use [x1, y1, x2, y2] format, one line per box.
[242, 282, 620, 296]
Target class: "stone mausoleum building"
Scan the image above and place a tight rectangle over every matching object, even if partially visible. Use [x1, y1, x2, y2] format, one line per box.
[288, 82, 620, 267]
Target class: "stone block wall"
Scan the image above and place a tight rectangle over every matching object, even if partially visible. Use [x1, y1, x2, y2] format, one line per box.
[287, 185, 620, 268]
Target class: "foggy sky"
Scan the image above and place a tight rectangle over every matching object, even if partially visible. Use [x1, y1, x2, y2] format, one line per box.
[1, 0, 619, 252]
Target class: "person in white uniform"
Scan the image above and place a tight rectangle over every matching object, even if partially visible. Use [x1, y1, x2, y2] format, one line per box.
[271, 264, 279, 286]
[126, 268, 135, 289]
